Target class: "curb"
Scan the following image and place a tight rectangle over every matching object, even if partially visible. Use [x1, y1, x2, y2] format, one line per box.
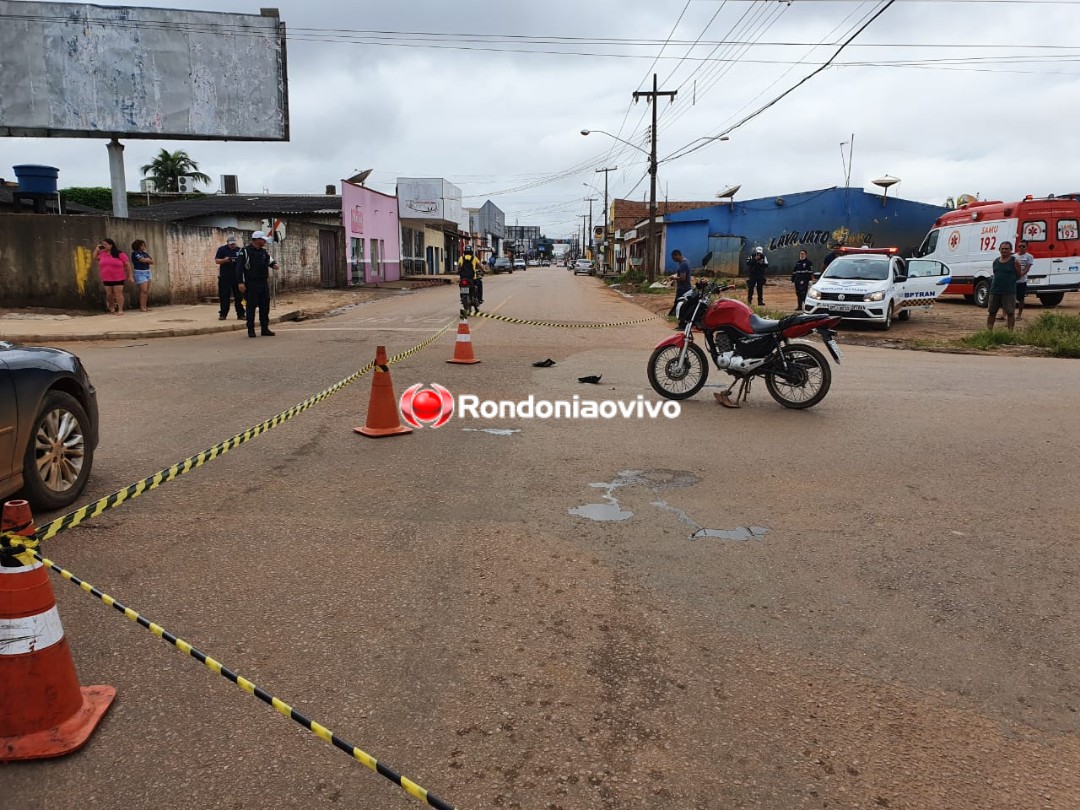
[9, 310, 302, 344]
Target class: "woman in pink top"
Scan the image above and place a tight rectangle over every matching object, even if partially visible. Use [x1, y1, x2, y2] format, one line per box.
[95, 238, 134, 315]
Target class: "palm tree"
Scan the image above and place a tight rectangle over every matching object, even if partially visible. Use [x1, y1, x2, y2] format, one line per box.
[140, 149, 212, 193]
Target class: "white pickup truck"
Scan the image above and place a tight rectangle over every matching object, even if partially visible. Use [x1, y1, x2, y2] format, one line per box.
[803, 247, 951, 330]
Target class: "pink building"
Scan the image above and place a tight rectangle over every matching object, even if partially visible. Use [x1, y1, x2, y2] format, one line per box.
[341, 179, 401, 284]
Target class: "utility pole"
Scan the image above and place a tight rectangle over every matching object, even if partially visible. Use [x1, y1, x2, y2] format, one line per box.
[581, 214, 588, 260]
[846, 132, 855, 189]
[584, 196, 597, 259]
[633, 73, 676, 282]
[596, 166, 616, 273]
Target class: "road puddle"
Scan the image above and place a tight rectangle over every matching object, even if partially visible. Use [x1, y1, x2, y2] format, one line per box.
[568, 501, 634, 522]
[570, 469, 768, 540]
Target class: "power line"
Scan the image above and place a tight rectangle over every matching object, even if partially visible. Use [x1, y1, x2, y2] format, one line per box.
[665, 0, 901, 163]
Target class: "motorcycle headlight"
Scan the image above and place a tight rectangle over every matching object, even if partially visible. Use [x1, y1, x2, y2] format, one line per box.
[808, 288, 822, 300]
[866, 290, 886, 301]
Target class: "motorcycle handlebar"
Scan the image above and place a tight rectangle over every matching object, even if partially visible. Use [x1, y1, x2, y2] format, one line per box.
[693, 281, 738, 294]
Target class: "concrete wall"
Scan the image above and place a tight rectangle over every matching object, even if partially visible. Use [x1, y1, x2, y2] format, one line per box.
[0, 213, 339, 309]
[0, 214, 171, 309]
[167, 220, 331, 303]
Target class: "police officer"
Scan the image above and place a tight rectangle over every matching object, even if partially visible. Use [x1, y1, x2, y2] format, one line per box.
[790, 249, 814, 311]
[746, 246, 768, 307]
[236, 231, 279, 337]
[215, 235, 245, 321]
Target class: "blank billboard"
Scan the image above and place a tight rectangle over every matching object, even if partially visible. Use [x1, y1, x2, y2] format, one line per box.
[0, 1, 289, 141]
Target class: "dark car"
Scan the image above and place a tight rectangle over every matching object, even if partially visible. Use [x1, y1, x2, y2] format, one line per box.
[492, 257, 513, 274]
[0, 342, 99, 510]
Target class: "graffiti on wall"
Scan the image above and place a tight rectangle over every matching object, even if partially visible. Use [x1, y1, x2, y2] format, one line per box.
[766, 226, 874, 251]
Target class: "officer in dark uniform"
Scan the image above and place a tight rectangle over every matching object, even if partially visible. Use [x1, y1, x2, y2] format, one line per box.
[790, 249, 815, 311]
[214, 235, 245, 321]
[236, 231, 279, 337]
[745, 246, 768, 307]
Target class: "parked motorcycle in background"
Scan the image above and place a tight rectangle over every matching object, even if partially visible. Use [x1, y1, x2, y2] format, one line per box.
[647, 253, 844, 409]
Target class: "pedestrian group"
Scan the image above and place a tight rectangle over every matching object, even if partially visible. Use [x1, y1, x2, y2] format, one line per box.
[93, 230, 279, 336]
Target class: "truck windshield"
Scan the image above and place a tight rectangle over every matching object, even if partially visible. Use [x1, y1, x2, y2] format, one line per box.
[822, 256, 890, 281]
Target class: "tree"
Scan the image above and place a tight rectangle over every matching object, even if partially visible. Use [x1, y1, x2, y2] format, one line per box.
[140, 148, 211, 193]
[60, 187, 113, 211]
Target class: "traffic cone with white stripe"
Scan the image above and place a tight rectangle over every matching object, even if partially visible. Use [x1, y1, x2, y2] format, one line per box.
[447, 316, 481, 365]
[0, 500, 116, 761]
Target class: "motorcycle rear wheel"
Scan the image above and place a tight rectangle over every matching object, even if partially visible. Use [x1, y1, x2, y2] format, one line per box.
[764, 343, 831, 409]
[647, 343, 708, 400]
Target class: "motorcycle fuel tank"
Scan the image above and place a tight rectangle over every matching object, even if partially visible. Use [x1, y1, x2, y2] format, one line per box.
[703, 298, 754, 333]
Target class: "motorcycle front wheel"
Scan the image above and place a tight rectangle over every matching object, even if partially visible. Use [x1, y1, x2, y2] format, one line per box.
[647, 343, 708, 400]
[764, 343, 831, 409]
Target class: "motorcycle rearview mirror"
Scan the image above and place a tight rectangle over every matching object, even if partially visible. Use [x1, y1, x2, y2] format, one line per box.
[700, 251, 713, 269]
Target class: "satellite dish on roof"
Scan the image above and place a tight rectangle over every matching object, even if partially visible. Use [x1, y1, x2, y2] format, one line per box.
[347, 169, 373, 186]
[872, 175, 901, 206]
[716, 184, 741, 200]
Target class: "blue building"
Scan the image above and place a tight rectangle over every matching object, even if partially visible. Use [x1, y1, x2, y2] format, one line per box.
[661, 187, 949, 276]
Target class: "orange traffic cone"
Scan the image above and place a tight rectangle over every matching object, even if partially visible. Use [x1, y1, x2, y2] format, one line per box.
[354, 346, 413, 438]
[1, 500, 116, 761]
[447, 317, 481, 365]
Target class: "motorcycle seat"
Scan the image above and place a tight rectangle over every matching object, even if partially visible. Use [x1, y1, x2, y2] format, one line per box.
[749, 314, 783, 334]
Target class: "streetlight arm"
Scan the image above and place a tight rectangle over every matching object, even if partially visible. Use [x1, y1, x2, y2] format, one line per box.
[581, 129, 650, 157]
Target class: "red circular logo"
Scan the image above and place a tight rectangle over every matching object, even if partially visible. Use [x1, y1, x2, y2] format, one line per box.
[400, 383, 454, 429]
[948, 230, 960, 251]
[412, 389, 443, 422]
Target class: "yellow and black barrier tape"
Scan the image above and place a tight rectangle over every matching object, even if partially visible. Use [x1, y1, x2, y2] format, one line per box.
[473, 311, 658, 329]
[25, 548, 457, 810]
[22, 321, 454, 545]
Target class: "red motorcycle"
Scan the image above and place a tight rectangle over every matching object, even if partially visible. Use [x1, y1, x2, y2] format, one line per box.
[647, 254, 843, 409]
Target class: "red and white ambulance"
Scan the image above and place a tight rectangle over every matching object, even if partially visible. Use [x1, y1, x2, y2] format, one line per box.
[915, 195, 1080, 307]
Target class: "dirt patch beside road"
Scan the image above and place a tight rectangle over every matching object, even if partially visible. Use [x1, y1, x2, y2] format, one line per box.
[613, 277, 1079, 354]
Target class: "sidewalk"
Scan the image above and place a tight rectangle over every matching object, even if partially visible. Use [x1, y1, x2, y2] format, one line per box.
[0, 286, 417, 344]
[0, 305, 304, 343]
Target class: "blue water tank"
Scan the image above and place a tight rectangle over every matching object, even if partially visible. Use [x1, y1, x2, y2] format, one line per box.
[13, 165, 60, 195]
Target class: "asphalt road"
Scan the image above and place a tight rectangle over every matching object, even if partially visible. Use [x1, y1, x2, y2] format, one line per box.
[6, 268, 1079, 809]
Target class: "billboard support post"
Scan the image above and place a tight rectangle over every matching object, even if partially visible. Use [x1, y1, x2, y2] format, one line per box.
[107, 139, 129, 219]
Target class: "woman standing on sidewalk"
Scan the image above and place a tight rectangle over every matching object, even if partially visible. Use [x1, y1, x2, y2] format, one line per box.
[130, 239, 154, 312]
[95, 238, 134, 315]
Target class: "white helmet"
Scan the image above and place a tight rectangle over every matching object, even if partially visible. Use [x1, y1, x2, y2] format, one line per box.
[754, 246, 764, 254]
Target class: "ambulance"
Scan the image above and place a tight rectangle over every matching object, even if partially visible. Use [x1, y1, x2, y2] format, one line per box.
[914, 195, 1080, 308]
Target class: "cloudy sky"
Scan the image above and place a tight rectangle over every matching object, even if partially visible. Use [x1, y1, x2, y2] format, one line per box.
[4, 0, 1078, 239]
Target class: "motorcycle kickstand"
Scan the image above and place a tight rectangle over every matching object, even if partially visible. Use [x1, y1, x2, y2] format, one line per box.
[715, 377, 751, 409]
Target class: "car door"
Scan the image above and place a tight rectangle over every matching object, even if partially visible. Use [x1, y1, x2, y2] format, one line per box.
[0, 356, 17, 492]
[897, 258, 952, 313]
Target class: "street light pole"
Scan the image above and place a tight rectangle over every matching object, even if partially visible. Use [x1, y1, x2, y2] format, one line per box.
[633, 74, 677, 283]
[584, 196, 597, 259]
[596, 167, 616, 273]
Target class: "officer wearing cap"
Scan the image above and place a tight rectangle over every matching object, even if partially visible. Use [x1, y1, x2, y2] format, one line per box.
[215, 235, 245, 321]
[236, 231, 280, 337]
[745, 246, 768, 307]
